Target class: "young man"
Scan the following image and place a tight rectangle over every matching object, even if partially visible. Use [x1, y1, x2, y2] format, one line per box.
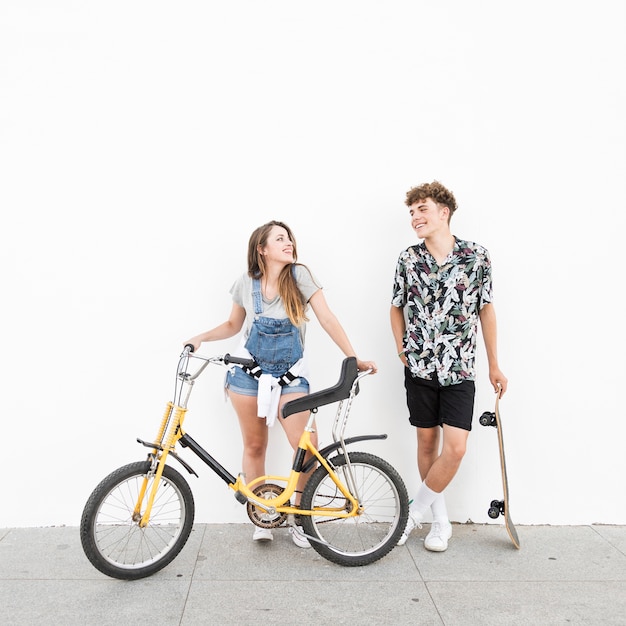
[390, 180, 508, 551]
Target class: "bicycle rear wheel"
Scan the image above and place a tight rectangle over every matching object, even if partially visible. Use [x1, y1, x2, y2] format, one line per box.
[299, 451, 408, 566]
[80, 461, 194, 580]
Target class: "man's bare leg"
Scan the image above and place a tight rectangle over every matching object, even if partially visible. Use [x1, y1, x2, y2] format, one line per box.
[399, 425, 469, 549]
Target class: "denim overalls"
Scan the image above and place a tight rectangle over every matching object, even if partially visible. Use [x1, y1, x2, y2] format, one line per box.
[243, 277, 303, 378]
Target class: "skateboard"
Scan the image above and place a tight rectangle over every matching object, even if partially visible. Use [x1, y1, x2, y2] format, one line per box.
[479, 391, 521, 549]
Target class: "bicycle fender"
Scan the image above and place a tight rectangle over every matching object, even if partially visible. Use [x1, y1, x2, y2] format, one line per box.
[168, 451, 199, 477]
[301, 434, 387, 474]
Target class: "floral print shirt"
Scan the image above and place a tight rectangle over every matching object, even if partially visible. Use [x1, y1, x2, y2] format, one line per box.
[391, 238, 493, 386]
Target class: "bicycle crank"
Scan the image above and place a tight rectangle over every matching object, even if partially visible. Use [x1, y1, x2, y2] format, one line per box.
[246, 483, 289, 529]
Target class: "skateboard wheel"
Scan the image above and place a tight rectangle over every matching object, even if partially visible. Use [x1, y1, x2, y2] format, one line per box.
[479, 411, 496, 427]
[488, 499, 504, 519]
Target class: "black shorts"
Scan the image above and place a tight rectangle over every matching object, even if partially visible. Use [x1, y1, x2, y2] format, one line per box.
[404, 368, 475, 431]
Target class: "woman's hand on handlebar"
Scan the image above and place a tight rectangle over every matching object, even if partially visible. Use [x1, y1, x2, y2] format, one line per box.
[357, 358, 378, 374]
[183, 337, 202, 353]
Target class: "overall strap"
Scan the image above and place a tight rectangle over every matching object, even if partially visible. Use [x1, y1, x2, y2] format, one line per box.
[251, 278, 263, 316]
[252, 264, 296, 316]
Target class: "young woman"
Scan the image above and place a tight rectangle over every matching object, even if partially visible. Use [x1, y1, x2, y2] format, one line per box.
[185, 220, 377, 547]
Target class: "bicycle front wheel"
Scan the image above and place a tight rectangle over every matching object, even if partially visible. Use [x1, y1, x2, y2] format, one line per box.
[80, 461, 195, 580]
[299, 451, 408, 566]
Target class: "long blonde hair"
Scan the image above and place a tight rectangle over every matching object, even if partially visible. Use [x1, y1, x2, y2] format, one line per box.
[247, 220, 309, 326]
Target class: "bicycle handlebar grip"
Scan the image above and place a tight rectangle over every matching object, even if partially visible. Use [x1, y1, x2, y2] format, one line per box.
[223, 353, 255, 367]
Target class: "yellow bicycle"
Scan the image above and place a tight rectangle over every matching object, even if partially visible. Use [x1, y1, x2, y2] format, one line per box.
[80, 348, 409, 579]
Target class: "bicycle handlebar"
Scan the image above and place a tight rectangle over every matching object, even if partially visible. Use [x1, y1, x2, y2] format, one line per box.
[182, 346, 370, 378]
[223, 353, 256, 367]
[180, 346, 255, 369]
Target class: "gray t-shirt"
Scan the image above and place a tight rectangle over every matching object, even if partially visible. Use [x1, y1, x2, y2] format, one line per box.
[229, 264, 322, 346]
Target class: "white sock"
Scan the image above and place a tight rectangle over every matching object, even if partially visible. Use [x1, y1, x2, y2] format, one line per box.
[430, 492, 449, 523]
[410, 483, 439, 517]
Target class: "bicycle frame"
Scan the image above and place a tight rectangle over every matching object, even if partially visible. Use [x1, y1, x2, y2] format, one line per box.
[135, 350, 381, 527]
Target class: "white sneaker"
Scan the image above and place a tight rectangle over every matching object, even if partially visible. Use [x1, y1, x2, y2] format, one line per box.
[424, 520, 452, 552]
[252, 527, 273, 542]
[397, 510, 423, 546]
[289, 526, 311, 548]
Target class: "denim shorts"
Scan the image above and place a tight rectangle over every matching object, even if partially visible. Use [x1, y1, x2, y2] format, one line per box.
[225, 365, 310, 397]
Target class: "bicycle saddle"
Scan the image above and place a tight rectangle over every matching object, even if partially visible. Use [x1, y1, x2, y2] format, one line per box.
[281, 357, 358, 419]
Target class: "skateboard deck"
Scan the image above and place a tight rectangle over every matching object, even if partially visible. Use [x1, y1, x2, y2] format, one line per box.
[479, 392, 520, 549]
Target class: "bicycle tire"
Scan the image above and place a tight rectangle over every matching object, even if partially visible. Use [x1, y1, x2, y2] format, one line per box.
[80, 461, 195, 580]
[299, 451, 408, 566]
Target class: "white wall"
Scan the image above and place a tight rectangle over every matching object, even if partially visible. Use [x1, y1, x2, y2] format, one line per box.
[2, 1, 624, 528]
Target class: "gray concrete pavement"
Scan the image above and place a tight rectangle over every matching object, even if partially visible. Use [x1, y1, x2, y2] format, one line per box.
[1, 523, 625, 625]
